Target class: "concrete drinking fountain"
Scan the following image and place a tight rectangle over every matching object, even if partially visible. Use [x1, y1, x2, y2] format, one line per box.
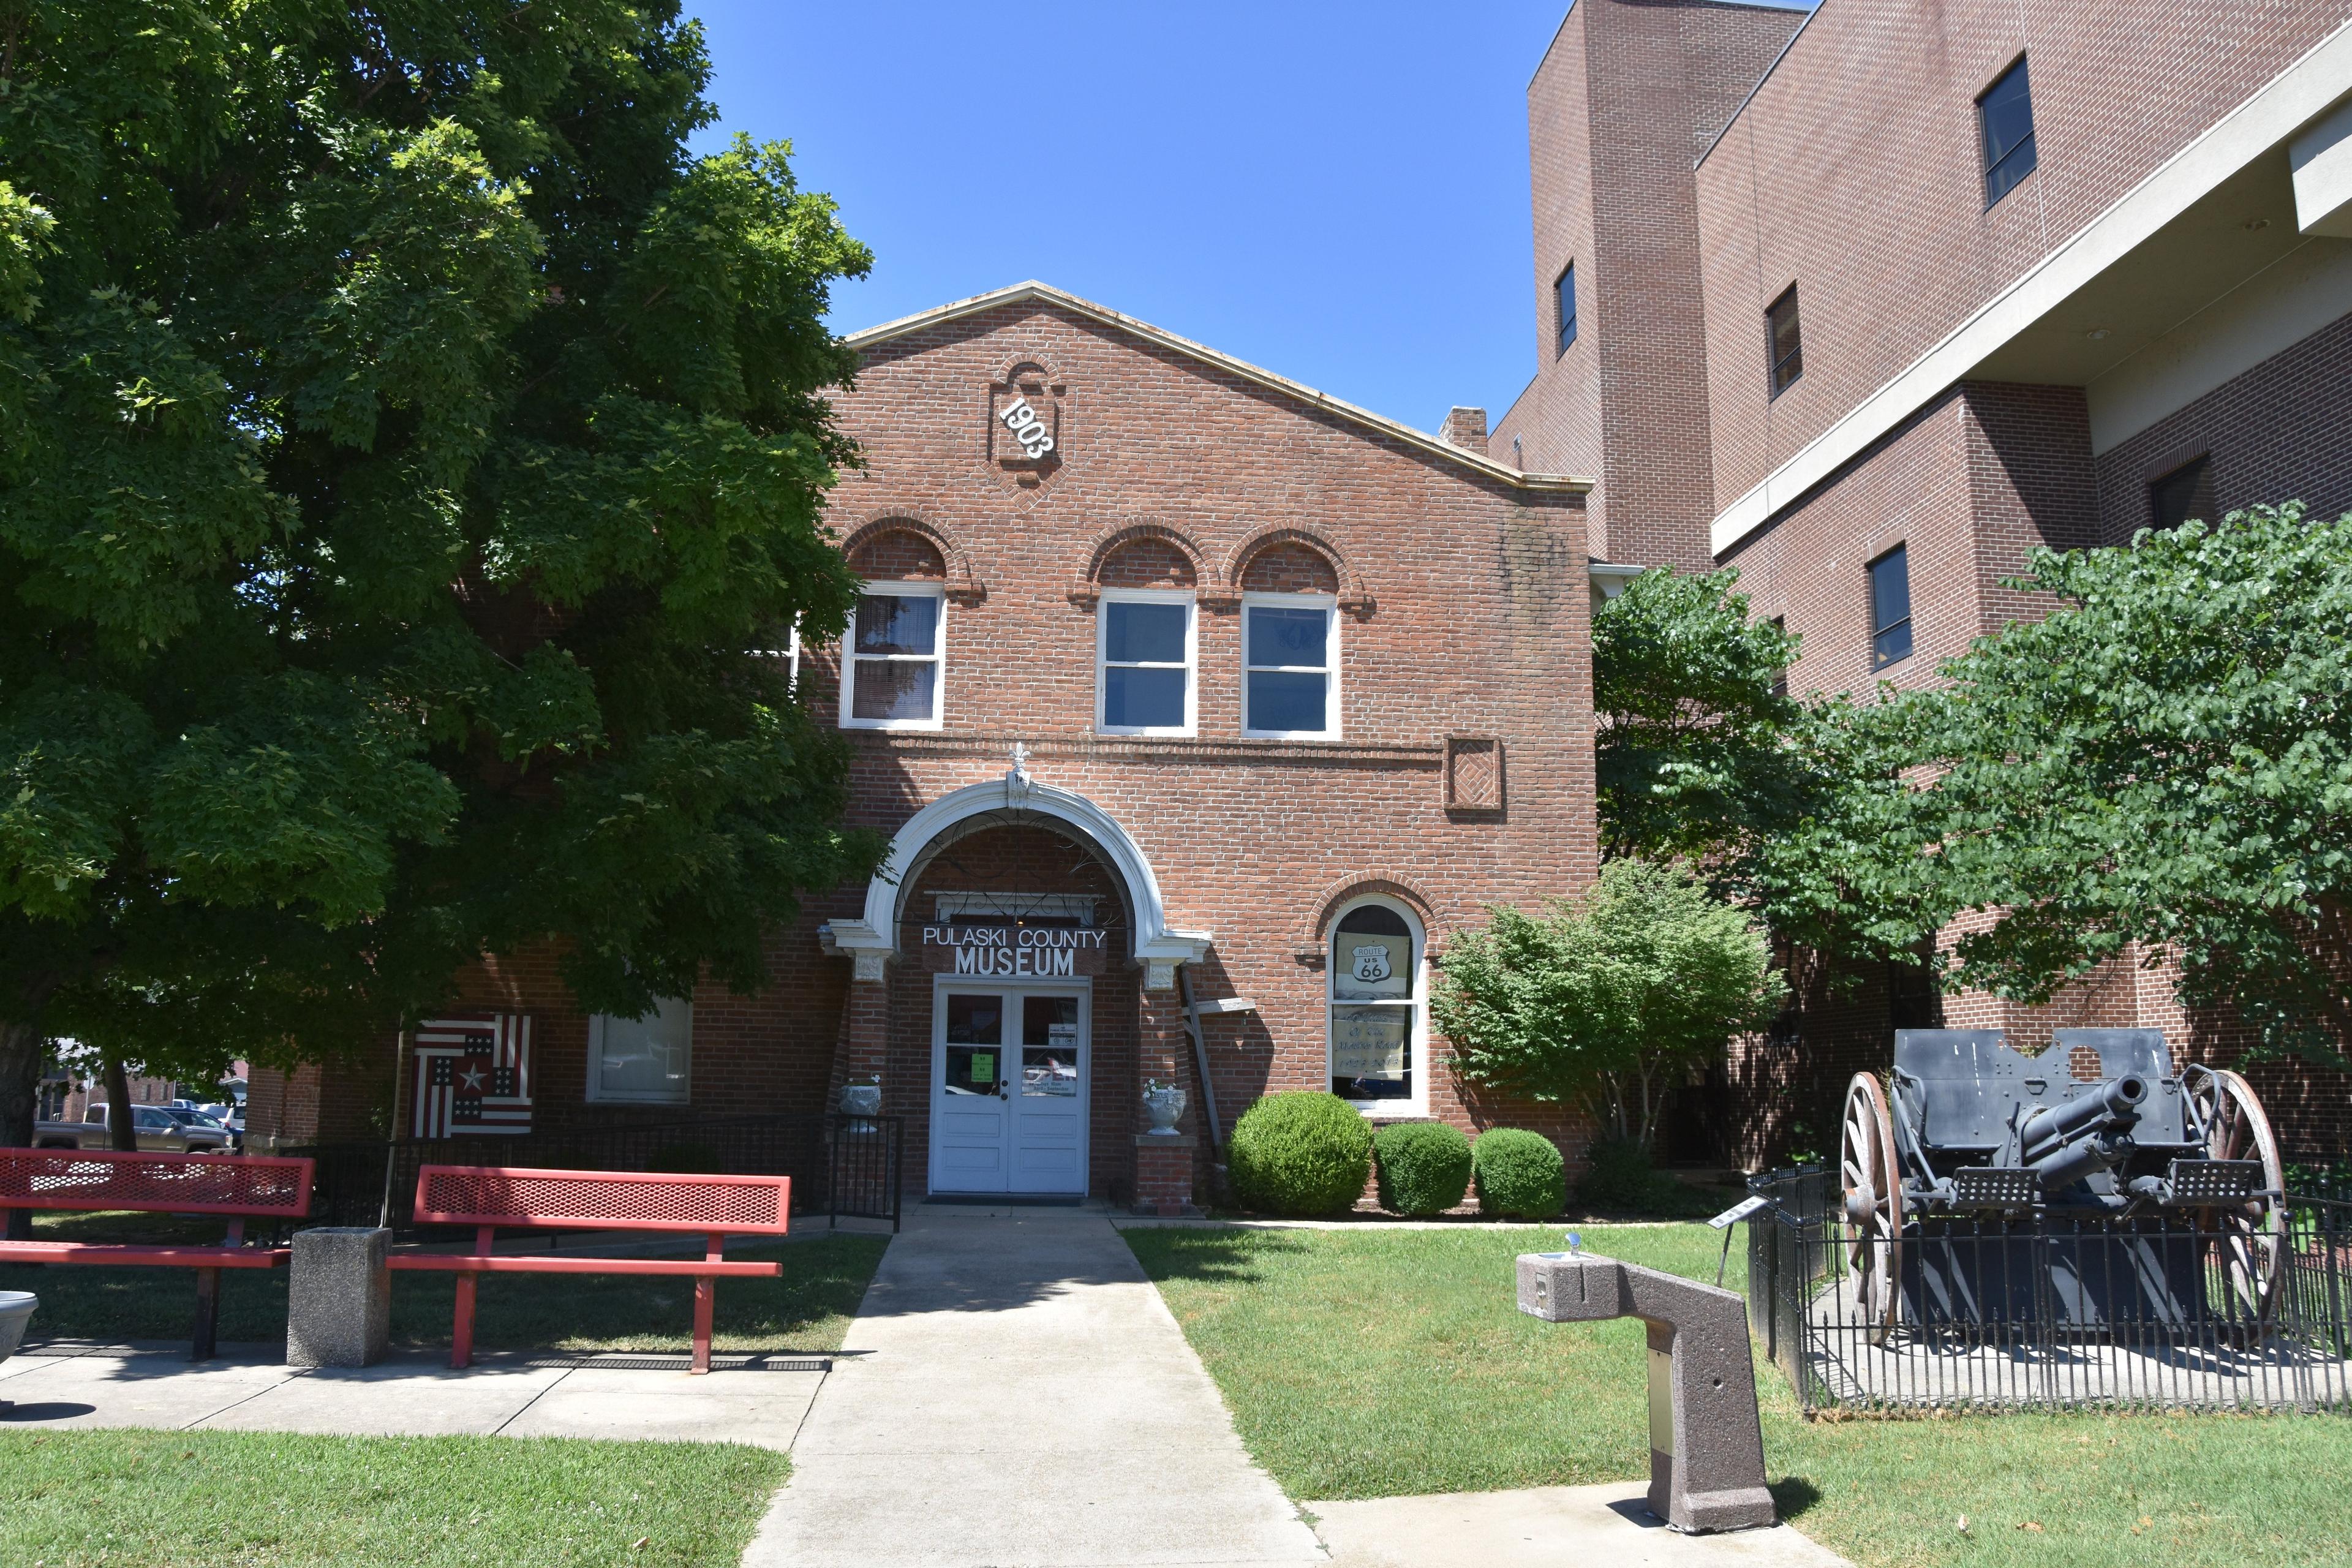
[1516, 1242, 1776, 1534]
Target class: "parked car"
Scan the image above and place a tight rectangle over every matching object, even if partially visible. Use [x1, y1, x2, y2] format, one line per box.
[38, 1104, 233, 1154]
[159, 1105, 241, 1151]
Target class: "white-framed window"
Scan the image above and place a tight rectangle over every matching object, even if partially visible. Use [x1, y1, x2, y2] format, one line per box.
[1096, 588, 1196, 736]
[840, 582, 945, 731]
[1329, 898, 1425, 1114]
[1241, 591, 1339, 739]
[587, 997, 693, 1104]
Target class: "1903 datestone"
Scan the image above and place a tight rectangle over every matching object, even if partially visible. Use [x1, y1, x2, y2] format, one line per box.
[288, 1227, 391, 1368]
[1517, 1250, 1776, 1533]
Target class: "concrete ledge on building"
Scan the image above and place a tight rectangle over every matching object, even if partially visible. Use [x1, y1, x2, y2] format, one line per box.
[1133, 1133, 1200, 1218]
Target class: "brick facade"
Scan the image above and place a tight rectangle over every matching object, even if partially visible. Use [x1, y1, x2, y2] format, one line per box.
[256, 287, 1604, 1207]
[1499, 1, 2352, 1162]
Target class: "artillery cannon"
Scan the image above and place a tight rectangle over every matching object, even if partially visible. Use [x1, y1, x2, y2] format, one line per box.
[1838, 1029, 2285, 1342]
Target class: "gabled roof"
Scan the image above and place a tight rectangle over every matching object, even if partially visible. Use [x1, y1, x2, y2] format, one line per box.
[840, 281, 1593, 494]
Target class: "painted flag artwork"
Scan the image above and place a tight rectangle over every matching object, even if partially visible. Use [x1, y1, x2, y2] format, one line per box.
[412, 1015, 534, 1137]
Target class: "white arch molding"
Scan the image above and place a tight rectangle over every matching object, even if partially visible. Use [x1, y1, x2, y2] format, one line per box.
[818, 761, 1212, 988]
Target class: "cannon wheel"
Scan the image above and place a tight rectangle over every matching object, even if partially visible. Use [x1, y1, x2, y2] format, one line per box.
[1839, 1072, 1904, 1345]
[2185, 1066, 2286, 1322]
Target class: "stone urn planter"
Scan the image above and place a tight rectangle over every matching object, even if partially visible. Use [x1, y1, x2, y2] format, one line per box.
[1142, 1082, 1187, 1136]
[839, 1080, 882, 1134]
[0, 1290, 36, 1410]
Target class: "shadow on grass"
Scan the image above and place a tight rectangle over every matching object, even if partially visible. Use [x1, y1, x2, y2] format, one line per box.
[1768, 1474, 1823, 1521]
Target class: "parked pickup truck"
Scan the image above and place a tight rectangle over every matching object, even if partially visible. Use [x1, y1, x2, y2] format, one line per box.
[31, 1104, 233, 1154]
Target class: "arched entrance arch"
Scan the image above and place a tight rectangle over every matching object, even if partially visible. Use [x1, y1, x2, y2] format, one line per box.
[821, 763, 1212, 987]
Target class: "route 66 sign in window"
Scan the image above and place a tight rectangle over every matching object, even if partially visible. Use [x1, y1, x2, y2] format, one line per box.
[1335, 932, 1411, 1000]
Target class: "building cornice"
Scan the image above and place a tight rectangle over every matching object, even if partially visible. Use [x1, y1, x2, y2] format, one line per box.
[842, 281, 1594, 497]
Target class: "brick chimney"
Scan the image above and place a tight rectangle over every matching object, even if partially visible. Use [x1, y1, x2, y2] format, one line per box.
[1439, 406, 1488, 457]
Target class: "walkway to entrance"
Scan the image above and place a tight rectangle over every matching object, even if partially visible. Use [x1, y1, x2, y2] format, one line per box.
[743, 1200, 1323, 1568]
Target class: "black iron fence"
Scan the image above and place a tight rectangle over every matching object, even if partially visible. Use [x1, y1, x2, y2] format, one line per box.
[1744, 1163, 2351, 1412]
[285, 1112, 903, 1235]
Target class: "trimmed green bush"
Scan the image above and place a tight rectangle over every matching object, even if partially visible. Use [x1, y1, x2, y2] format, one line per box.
[1228, 1091, 1373, 1216]
[1472, 1128, 1566, 1218]
[1574, 1135, 1655, 1210]
[1373, 1121, 1473, 1216]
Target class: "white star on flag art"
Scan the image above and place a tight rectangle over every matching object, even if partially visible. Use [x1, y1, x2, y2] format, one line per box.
[410, 1015, 535, 1138]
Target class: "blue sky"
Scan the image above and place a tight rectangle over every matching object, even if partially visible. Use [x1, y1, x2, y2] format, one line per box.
[683, 2, 1583, 433]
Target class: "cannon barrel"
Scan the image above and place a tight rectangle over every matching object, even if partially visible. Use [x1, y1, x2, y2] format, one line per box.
[2018, 1074, 2146, 1166]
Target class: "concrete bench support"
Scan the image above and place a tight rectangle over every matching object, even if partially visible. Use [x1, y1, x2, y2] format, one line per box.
[1517, 1251, 1775, 1533]
[288, 1227, 391, 1368]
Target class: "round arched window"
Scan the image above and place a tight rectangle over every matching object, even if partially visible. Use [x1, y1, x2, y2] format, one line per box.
[1329, 900, 1422, 1109]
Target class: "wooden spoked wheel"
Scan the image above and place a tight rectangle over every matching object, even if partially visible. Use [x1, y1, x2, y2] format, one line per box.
[1839, 1072, 1905, 1345]
[2185, 1066, 2286, 1322]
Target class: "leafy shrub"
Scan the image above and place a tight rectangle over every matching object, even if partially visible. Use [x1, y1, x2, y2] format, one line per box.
[1228, 1091, 1373, 1216]
[1575, 1135, 1656, 1210]
[1373, 1121, 1473, 1216]
[1472, 1128, 1566, 1218]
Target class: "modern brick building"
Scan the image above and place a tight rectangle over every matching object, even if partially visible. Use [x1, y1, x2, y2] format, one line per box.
[254, 284, 1603, 1210]
[1493, 0, 2352, 1158]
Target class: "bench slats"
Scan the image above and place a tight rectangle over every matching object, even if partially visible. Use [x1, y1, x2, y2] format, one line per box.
[386, 1255, 779, 1277]
[0, 1242, 290, 1269]
[0, 1149, 314, 1218]
[412, 1166, 791, 1235]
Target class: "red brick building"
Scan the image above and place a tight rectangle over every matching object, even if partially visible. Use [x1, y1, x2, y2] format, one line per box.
[1494, 0, 2352, 1158]
[254, 284, 1602, 1210]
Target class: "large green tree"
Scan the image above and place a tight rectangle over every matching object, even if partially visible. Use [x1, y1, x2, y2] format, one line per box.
[1852, 505, 2352, 1066]
[0, 0, 884, 1155]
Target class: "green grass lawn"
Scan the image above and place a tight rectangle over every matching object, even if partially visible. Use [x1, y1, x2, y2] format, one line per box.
[1125, 1224, 2352, 1568]
[1, 1224, 888, 1354]
[0, 1429, 786, 1567]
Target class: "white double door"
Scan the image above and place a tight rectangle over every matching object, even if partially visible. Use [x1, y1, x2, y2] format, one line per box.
[929, 979, 1090, 1194]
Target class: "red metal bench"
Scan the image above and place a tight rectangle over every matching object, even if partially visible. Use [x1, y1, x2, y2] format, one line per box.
[0, 1148, 314, 1360]
[386, 1165, 791, 1374]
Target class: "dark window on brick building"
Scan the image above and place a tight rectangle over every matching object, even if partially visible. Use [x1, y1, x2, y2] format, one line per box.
[1766, 285, 1803, 397]
[2147, 454, 2215, 533]
[1887, 957, 1940, 1031]
[1869, 545, 1913, 669]
[1556, 263, 1578, 355]
[1769, 616, 1789, 698]
[1978, 56, 2037, 208]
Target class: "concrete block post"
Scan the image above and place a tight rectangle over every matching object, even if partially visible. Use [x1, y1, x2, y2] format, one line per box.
[288, 1226, 391, 1368]
[1517, 1251, 1775, 1534]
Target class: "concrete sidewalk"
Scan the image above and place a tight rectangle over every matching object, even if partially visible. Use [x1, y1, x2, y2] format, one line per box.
[0, 1343, 825, 1449]
[743, 1200, 1325, 1568]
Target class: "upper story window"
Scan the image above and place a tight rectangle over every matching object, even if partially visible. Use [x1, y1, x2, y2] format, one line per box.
[588, 997, 693, 1105]
[840, 581, 944, 731]
[2148, 454, 2214, 532]
[1330, 900, 1423, 1112]
[1098, 588, 1196, 736]
[1242, 592, 1339, 739]
[1978, 56, 2037, 208]
[1769, 616, 1789, 698]
[1766, 284, 1803, 397]
[1869, 545, 1913, 670]
[1556, 263, 1578, 355]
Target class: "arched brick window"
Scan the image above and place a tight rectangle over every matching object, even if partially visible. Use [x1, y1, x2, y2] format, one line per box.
[1330, 896, 1425, 1115]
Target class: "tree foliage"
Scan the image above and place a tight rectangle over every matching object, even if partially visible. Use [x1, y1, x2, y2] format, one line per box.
[0, 1, 884, 1145]
[1849, 505, 2352, 1065]
[1592, 566, 1805, 865]
[1432, 859, 1785, 1148]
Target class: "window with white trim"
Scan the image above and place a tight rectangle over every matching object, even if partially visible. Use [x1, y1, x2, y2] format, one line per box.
[840, 582, 945, 730]
[1242, 592, 1339, 738]
[587, 997, 693, 1104]
[1097, 588, 1196, 735]
[1330, 900, 1423, 1112]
